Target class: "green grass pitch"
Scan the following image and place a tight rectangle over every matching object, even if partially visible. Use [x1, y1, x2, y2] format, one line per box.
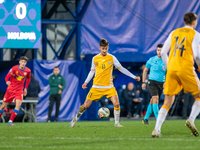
[0, 120, 200, 150]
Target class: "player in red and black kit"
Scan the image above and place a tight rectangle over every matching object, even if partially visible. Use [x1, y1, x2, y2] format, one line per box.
[0, 56, 31, 126]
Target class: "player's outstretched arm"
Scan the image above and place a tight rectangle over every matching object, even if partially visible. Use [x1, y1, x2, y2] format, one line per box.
[113, 55, 140, 81]
[118, 66, 140, 81]
[135, 76, 140, 82]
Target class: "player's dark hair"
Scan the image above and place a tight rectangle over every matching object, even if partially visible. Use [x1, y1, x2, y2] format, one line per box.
[100, 38, 109, 47]
[157, 44, 163, 48]
[19, 56, 29, 61]
[184, 12, 197, 25]
[54, 66, 59, 69]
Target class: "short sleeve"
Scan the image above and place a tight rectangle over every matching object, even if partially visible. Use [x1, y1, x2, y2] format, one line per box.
[8, 66, 15, 74]
[145, 58, 151, 69]
[113, 56, 122, 69]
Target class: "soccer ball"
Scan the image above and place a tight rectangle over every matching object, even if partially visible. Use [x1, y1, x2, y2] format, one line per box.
[98, 107, 110, 119]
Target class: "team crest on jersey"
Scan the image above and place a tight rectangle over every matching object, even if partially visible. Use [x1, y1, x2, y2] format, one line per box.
[16, 71, 18, 74]
[163, 66, 166, 71]
[108, 62, 111, 65]
[24, 72, 27, 75]
[96, 62, 98, 66]
[3, 98, 6, 101]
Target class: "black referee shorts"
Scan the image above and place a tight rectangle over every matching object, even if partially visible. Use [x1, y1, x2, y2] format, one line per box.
[147, 79, 164, 98]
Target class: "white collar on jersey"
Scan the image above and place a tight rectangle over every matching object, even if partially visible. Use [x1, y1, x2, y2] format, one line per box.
[184, 25, 193, 29]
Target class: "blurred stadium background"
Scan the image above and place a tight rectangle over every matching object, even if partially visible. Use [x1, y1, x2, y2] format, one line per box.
[0, 0, 200, 122]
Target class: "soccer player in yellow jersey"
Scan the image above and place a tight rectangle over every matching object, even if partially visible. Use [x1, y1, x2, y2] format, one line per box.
[70, 38, 140, 128]
[152, 12, 200, 137]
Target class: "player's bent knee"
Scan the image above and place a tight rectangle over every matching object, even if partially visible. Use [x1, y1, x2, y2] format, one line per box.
[113, 103, 120, 108]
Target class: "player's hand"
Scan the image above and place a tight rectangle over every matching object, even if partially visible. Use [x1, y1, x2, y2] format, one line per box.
[135, 76, 140, 81]
[142, 83, 146, 90]
[82, 82, 87, 89]
[133, 98, 139, 102]
[23, 88, 27, 96]
[58, 90, 62, 94]
[58, 85, 63, 89]
[6, 81, 11, 85]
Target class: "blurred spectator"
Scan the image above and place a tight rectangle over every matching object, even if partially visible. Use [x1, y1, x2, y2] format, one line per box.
[0, 90, 5, 100]
[170, 90, 194, 119]
[121, 82, 142, 118]
[170, 90, 184, 117]
[118, 84, 126, 107]
[182, 92, 195, 119]
[25, 73, 41, 122]
[26, 73, 40, 98]
[135, 64, 150, 116]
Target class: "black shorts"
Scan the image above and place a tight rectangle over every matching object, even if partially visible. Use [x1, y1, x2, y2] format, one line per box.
[147, 79, 164, 98]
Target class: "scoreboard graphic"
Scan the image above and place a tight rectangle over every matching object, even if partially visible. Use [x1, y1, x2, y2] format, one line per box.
[0, 0, 41, 49]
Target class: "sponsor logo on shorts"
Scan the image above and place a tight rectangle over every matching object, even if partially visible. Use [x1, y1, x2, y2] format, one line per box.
[3, 98, 6, 101]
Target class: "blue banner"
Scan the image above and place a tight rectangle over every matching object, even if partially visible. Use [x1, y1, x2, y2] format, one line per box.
[81, 0, 200, 62]
[34, 60, 87, 122]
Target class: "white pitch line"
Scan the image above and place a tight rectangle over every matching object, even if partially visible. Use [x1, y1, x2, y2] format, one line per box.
[0, 145, 197, 149]
[11, 136, 200, 142]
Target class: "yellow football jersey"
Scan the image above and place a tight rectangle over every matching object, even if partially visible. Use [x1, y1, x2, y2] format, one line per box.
[92, 54, 121, 87]
[167, 27, 196, 71]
